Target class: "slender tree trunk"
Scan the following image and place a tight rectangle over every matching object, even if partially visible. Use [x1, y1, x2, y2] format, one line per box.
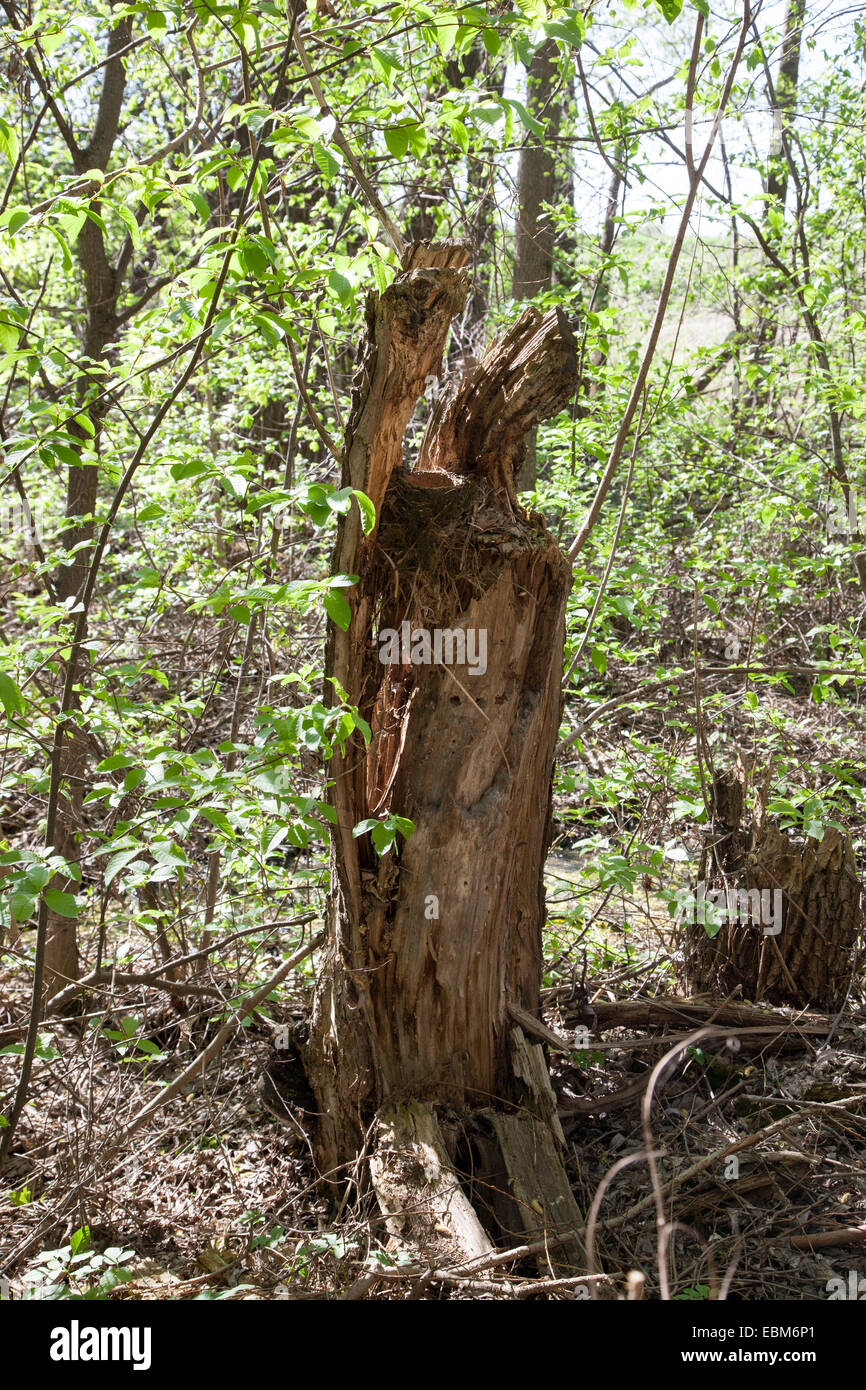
[581, 157, 623, 406]
[746, 0, 805, 395]
[513, 40, 570, 489]
[304, 242, 585, 1265]
[765, 0, 806, 213]
[45, 16, 132, 996]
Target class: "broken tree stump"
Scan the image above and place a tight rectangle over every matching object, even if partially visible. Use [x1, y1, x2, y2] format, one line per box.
[302, 239, 586, 1265]
[682, 763, 863, 1009]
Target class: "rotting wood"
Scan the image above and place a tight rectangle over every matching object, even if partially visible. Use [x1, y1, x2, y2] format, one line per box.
[303, 239, 587, 1266]
[306, 241, 578, 1159]
[590, 995, 842, 1032]
[682, 763, 864, 1008]
[369, 1102, 494, 1266]
[482, 1108, 585, 1276]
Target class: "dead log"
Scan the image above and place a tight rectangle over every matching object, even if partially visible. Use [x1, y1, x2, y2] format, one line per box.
[590, 996, 845, 1034]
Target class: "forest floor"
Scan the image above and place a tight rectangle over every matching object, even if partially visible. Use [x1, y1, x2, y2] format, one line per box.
[1, 838, 863, 1300]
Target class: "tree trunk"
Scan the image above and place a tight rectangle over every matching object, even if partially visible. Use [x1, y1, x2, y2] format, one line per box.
[682, 763, 863, 1010]
[765, 0, 806, 214]
[745, 0, 806, 405]
[305, 241, 584, 1263]
[513, 39, 570, 490]
[45, 16, 132, 996]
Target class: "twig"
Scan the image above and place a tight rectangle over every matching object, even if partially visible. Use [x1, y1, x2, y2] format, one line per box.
[566, 1, 752, 564]
[291, 22, 405, 258]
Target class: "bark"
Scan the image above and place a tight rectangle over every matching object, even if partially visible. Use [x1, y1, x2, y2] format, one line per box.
[765, 0, 806, 213]
[513, 42, 559, 301]
[305, 241, 582, 1258]
[575, 156, 624, 416]
[682, 763, 863, 1010]
[44, 16, 133, 995]
[513, 40, 571, 489]
[745, 0, 805, 398]
[56, 15, 133, 607]
[370, 1103, 494, 1265]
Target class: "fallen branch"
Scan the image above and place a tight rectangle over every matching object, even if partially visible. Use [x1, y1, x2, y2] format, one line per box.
[790, 1226, 866, 1250]
[591, 996, 836, 1035]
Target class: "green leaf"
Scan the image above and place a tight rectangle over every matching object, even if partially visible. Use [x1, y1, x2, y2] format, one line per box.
[0, 319, 20, 354]
[654, 0, 683, 20]
[199, 807, 235, 836]
[434, 18, 458, 54]
[292, 113, 321, 143]
[370, 48, 401, 85]
[41, 26, 67, 58]
[0, 118, 20, 165]
[0, 671, 26, 716]
[188, 188, 211, 222]
[171, 458, 209, 481]
[545, 16, 586, 47]
[104, 849, 144, 887]
[251, 767, 291, 796]
[508, 100, 544, 138]
[240, 241, 269, 279]
[313, 143, 341, 181]
[326, 486, 354, 515]
[386, 123, 414, 158]
[97, 754, 138, 772]
[352, 489, 376, 535]
[44, 889, 79, 919]
[9, 890, 36, 922]
[70, 1226, 90, 1256]
[323, 589, 352, 629]
[351, 712, 372, 747]
[443, 115, 469, 154]
[327, 270, 353, 305]
[371, 822, 396, 854]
